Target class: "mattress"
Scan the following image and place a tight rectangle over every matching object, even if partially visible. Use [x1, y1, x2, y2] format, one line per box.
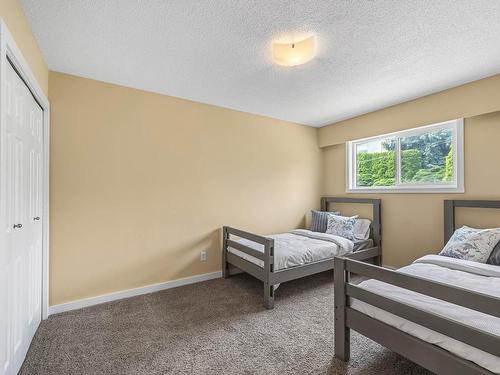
[350, 255, 500, 374]
[228, 229, 357, 271]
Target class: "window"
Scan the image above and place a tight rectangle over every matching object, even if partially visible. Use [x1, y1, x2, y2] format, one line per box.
[347, 119, 464, 193]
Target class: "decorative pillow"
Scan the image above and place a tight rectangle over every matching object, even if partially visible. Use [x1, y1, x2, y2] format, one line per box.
[354, 219, 371, 240]
[310, 210, 340, 233]
[439, 226, 500, 263]
[326, 214, 358, 240]
[487, 240, 500, 266]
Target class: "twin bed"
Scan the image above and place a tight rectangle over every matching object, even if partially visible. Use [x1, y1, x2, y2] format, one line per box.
[335, 200, 500, 375]
[222, 197, 382, 309]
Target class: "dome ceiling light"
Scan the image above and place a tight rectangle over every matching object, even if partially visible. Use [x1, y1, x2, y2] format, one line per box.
[272, 35, 316, 67]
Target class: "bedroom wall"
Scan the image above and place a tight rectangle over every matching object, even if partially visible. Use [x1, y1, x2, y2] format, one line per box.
[0, 0, 48, 95]
[48, 72, 322, 306]
[320, 74, 500, 267]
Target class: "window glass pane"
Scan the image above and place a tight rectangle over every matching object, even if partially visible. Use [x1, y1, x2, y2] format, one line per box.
[400, 128, 453, 184]
[356, 137, 396, 187]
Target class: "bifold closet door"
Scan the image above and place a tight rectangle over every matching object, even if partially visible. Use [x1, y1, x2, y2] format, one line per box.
[0, 60, 43, 375]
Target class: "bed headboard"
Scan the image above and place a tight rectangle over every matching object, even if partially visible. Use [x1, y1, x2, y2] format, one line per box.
[320, 197, 382, 249]
[444, 200, 500, 243]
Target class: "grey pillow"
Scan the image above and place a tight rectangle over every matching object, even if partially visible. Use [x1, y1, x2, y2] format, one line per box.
[310, 210, 340, 233]
[487, 240, 500, 265]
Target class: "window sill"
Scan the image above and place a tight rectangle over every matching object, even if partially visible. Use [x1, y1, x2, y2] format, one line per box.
[346, 187, 465, 194]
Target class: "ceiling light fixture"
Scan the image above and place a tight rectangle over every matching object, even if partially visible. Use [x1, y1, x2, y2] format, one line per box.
[272, 35, 316, 67]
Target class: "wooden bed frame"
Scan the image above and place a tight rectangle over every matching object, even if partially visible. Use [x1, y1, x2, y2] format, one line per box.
[334, 199, 500, 375]
[222, 197, 382, 309]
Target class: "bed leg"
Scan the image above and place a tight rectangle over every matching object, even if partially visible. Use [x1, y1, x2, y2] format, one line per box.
[334, 257, 350, 361]
[222, 226, 230, 279]
[263, 238, 275, 309]
[264, 282, 275, 309]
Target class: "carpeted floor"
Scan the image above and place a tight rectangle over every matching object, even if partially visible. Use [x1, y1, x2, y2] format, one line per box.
[21, 271, 431, 374]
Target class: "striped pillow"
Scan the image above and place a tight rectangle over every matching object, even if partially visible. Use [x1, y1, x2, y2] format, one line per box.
[310, 210, 340, 233]
[487, 241, 500, 265]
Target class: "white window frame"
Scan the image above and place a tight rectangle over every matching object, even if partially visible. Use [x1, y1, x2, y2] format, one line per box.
[346, 119, 464, 193]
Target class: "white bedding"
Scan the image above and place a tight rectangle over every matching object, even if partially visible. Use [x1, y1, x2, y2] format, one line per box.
[351, 255, 500, 373]
[228, 229, 354, 271]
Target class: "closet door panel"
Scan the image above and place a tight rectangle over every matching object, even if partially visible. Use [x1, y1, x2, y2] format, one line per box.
[25, 88, 42, 338]
[0, 60, 44, 375]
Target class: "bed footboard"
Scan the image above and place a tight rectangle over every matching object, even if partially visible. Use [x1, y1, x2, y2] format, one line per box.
[333, 257, 500, 375]
[222, 226, 275, 309]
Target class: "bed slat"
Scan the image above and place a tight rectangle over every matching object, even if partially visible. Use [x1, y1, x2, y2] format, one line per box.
[226, 239, 267, 262]
[226, 253, 265, 280]
[345, 247, 379, 261]
[224, 226, 271, 245]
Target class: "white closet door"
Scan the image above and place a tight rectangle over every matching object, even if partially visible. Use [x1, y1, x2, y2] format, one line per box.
[0, 60, 43, 375]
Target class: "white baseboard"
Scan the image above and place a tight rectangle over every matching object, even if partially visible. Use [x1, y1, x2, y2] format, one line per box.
[49, 271, 222, 315]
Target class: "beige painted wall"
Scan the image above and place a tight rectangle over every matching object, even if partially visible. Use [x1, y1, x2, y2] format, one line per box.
[48, 72, 322, 305]
[0, 0, 48, 95]
[321, 74, 500, 267]
[319, 74, 500, 147]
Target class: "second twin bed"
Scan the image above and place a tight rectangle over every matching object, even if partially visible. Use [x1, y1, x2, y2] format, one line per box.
[222, 197, 381, 308]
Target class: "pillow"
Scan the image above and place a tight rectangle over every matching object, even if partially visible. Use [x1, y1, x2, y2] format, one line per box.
[353, 219, 371, 240]
[326, 214, 358, 240]
[451, 226, 500, 264]
[464, 226, 500, 259]
[439, 226, 500, 263]
[310, 210, 340, 233]
[487, 241, 500, 265]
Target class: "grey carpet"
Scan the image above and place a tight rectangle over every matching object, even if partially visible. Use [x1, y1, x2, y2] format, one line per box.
[21, 272, 431, 374]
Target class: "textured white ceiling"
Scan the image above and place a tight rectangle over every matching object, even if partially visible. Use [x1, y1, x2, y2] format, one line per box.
[21, 0, 500, 127]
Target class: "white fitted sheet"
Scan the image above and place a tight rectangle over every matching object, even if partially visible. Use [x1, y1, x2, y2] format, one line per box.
[351, 255, 500, 374]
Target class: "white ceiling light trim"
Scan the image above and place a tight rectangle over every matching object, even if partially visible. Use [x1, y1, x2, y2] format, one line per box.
[272, 35, 316, 67]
